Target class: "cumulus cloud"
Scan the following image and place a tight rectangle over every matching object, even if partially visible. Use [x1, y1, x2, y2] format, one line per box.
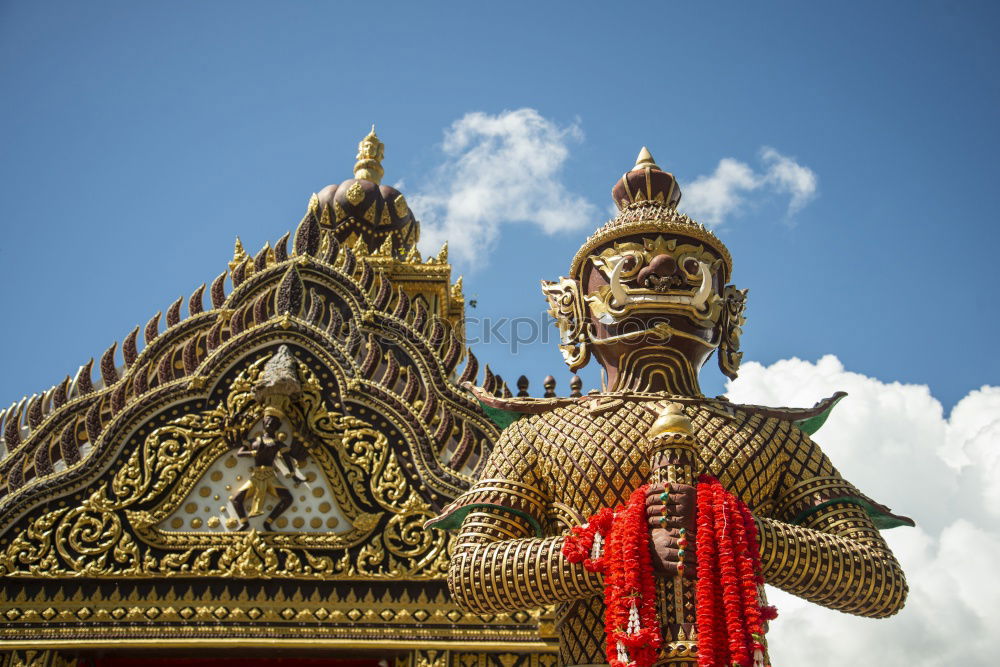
[409, 109, 596, 266]
[726, 355, 1000, 665]
[682, 147, 817, 225]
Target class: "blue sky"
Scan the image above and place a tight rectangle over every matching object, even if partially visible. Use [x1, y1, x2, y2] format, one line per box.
[1, 1, 997, 410]
[3, 3, 1000, 663]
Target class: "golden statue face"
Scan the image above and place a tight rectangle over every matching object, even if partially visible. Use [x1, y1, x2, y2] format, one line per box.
[584, 235, 726, 329]
[543, 232, 747, 382]
[357, 135, 384, 161]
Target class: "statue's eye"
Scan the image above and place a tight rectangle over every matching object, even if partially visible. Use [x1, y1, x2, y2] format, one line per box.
[621, 255, 639, 272]
[682, 258, 700, 277]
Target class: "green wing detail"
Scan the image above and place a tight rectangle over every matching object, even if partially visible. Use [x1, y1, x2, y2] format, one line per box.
[794, 393, 847, 435]
[425, 502, 544, 536]
[479, 402, 525, 430]
[791, 496, 916, 530]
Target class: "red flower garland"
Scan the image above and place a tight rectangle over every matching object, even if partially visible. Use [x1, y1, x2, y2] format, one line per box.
[564, 477, 775, 667]
[563, 485, 661, 667]
[695, 476, 775, 667]
[695, 479, 719, 667]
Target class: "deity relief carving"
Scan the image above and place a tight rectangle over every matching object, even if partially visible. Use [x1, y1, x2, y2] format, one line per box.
[230, 408, 306, 531]
[0, 345, 448, 580]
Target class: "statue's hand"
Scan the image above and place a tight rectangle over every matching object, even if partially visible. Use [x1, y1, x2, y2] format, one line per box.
[646, 483, 697, 580]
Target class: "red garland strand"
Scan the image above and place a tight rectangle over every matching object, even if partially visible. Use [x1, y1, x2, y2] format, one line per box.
[564, 485, 662, 667]
[694, 481, 718, 667]
[564, 477, 775, 667]
[695, 476, 775, 667]
[714, 480, 749, 665]
[731, 495, 762, 662]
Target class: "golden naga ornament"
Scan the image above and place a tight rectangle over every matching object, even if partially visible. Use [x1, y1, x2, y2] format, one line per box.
[433, 147, 913, 667]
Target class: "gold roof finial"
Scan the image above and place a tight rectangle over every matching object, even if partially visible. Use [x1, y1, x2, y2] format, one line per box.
[229, 236, 248, 274]
[354, 124, 385, 184]
[634, 146, 661, 171]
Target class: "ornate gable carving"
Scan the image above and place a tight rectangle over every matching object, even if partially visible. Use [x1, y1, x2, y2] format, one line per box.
[0, 199, 549, 654]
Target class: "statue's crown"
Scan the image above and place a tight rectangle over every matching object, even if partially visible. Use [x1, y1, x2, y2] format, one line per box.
[611, 146, 681, 210]
[569, 147, 732, 281]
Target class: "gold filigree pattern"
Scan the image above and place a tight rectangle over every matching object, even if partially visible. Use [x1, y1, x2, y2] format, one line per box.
[0, 581, 553, 649]
[346, 181, 365, 205]
[0, 351, 448, 580]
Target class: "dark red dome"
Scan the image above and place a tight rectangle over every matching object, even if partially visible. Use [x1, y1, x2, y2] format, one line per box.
[312, 129, 419, 257]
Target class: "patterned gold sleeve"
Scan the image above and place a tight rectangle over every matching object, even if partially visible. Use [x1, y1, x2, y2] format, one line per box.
[442, 419, 603, 614]
[757, 432, 909, 618]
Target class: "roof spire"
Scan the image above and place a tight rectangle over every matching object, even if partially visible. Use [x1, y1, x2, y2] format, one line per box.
[353, 125, 385, 184]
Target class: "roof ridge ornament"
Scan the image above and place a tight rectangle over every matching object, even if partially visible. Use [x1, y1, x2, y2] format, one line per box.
[316, 125, 419, 259]
[353, 124, 385, 184]
[229, 236, 249, 274]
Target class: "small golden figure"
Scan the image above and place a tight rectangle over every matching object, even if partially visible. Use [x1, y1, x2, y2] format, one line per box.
[230, 406, 306, 532]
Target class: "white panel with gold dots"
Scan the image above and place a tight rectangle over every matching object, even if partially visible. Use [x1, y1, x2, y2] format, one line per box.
[159, 421, 349, 533]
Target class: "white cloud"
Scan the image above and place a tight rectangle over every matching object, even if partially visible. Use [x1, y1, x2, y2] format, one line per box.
[760, 147, 818, 215]
[410, 115, 815, 261]
[682, 147, 817, 225]
[409, 109, 596, 266]
[725, 355, 1000, 665]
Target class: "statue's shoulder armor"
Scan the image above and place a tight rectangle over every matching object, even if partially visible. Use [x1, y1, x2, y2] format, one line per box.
[462, 382, 583, 429]
[466, 382, 847, 439]
[721, 391, 914, 529]
[722, 391, 848, 436]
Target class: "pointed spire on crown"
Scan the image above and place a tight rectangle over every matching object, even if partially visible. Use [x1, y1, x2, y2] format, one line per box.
[611, 146, 681, 211]
[229, 237, 248, 274]
[634, 146, 660, 171]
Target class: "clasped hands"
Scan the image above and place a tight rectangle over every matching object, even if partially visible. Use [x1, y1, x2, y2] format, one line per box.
[646, 482, 697, 580]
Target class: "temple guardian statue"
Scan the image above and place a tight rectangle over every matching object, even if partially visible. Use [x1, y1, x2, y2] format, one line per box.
[428, 148, 913, 666]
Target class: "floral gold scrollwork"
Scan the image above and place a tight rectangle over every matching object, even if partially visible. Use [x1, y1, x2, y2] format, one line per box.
[346, 181, 365, 205]
[0, 347, 452, 580]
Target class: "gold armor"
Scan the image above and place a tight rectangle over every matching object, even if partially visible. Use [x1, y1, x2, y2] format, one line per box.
[437, 397, 908, 664]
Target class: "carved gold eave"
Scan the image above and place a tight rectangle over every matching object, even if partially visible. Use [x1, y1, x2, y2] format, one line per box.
[360, 256, 463, 330]
[0, 640, 560, 652]
[0, 576, 558, 652]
